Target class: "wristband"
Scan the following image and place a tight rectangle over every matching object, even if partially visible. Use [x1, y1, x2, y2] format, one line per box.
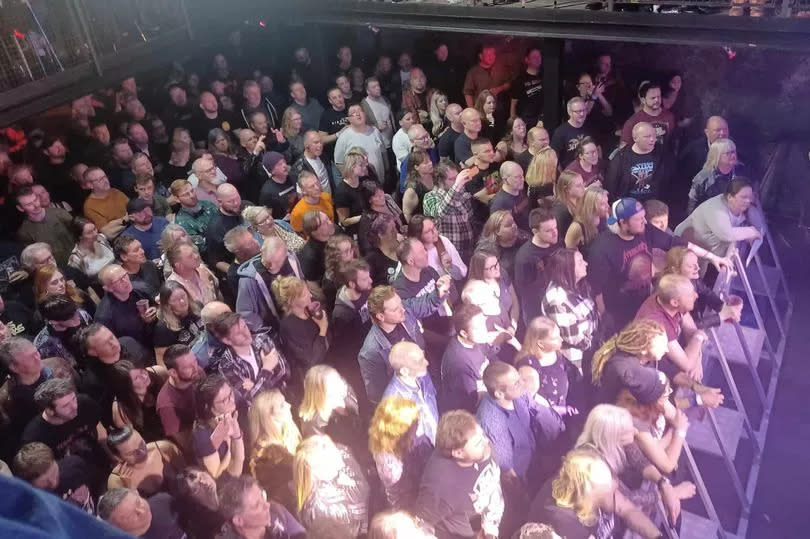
[675, 428, 687, 439]
[696, 393, 704, 406]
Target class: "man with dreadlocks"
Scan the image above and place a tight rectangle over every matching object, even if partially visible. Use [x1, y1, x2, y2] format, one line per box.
[591, 320, 671, 407]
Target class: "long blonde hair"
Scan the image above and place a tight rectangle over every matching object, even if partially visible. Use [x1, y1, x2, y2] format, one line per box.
[575, 404, 633, 474]
[248, 389, 301, 456]
[552, 447, 614, 526]
[429, 91, 448, 139]
[293, 434, 335, 511]
[572, 186, 608, 245]
[591, 320, 666, 385]
[281, 107, 302, 139]
[702, 138, 736, 173]
[368, 397, 421, 458]
[299, 365, 345, 423]
[526, 146, 558, 188]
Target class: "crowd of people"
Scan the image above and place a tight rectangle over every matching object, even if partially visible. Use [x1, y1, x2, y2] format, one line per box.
[0, 37, 765, 539]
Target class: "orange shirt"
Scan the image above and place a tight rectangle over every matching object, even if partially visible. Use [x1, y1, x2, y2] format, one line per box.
[289, 193, 335, 233]
[83, 189, 129, 229]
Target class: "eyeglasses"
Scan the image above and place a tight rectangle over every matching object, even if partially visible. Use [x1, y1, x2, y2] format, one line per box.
[484, 260, 500, 271]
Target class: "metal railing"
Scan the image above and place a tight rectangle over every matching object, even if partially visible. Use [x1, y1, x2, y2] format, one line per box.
[363, 0, 808, 16]
[0, 0, 190, 93]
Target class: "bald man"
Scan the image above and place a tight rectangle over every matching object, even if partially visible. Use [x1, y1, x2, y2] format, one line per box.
[190, 90, 234, 144]
[382, 341, 439, 444]
[401, 68, 433, 126]
[605, 121, 673, 202]
[679, 115, 731, 188]
[192, 301, 232, 369]
[635, 273, 727, 407]
[454, 107, 483, 166]
[490, 161, 529, 231]
[204, 183, 246, 272]
[437, 103, 464, 161]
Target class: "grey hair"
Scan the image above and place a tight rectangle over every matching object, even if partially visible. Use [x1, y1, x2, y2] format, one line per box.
[97, 487, 134, 520]
[0, 337, 35, 368]
[224, 226, 251, 254]
[20, 242, 52, 270]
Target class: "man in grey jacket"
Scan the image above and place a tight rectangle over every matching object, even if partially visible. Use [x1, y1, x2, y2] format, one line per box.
[358, 278, 451, 404]
[235, 236, 304, 332]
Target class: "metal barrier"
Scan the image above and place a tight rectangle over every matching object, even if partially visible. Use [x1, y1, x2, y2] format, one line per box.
[678, 228, 792, 538]
[0, 0, 190, 93]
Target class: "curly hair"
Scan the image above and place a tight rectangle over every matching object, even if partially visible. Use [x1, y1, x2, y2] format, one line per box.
[270, 276, 308, 315]
[324, 234, 359, 282]
[591, 320, 666, 385]
[368, 397, 421, 458]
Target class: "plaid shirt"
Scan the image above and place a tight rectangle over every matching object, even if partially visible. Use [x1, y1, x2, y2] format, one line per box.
[541, 281, 599, 364]
[212, 328, 289, 408]
[422, 184, 476, 259]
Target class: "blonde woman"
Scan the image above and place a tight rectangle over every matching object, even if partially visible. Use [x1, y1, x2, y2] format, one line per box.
[515, 316, 575, 414]
[578, 404, 696, 533]
[429, 90, 449, 140]
[529, 447, 660, 538]
[687, 137, 742, 213]
[478, 210, 521, 279]
[525, 144, 558, 202]
[271, 276, 329, 370]
[280, 107, 305, 163]
[248, 389, 301, 511]
[294, 434, 370, 536]
[334, 149, 367, 232]
[368, 396, 433, 508]
[241, 205, 305, 253]
[565, 186, 609, 250]
[402, 148, 435, 222]
[299, 365, 366, 463]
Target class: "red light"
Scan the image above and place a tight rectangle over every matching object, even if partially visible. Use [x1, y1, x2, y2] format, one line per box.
[13, 29, 25, 40]
[258, 21, 266, 28]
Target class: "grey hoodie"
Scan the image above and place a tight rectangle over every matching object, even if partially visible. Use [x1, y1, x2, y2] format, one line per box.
[235, 251, 304, 331]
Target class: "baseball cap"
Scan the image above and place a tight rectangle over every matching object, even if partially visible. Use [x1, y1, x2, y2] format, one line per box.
[607, 198, 642, 225]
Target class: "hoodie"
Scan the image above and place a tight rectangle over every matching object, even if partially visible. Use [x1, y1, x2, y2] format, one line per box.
[235, 252, 303, 331]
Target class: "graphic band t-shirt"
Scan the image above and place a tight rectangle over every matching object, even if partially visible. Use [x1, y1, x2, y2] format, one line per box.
[550, 122, 589, 168]
[586, 225, 683, 329]
[319, 107, 349, 161]
[620, 109, 677, 147]
[466, 166, 502, 228]
[415, 452, 503, 538]
[489, 190, 530, 232]
[510, 70, 544, 125]
[623, 149, 658, 201]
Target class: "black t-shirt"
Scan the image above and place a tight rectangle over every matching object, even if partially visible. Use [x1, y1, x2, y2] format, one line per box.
[333, 180, 363, 237]
[56, 454, 102, 513]
[189, 110, 235, 144]
[259, 177, 300, 220]
[550, 122, 589, 168]
[453, 133, 474, 166]
[0, 298, 41, 339]
[414, 452, 503, 538]
[587, 225, 683, 330]
[489, 190, 530, 232]
[21, 395, 104, 463]
[299, 239, 326, 282]
[607, 147, 661, 201]
[319, 107, 349, 161]
[128, 261, 162, 298]
[437, 128, 462, 161]
[510, 70, 544, 125]
[514, 240, 560, 323]
[8, 369, 51, 428]
[466, 165, 501, 228]
[383, 323, 412, 346]
[143, 493, 186, 539]
[551, 200, 574, 239]
[365, 249, 398, 286]
[153, 314, 203, 348]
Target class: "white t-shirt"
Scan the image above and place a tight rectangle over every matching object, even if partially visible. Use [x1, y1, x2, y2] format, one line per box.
[364, 97, 393, 148]
[306, 156, 332, 194]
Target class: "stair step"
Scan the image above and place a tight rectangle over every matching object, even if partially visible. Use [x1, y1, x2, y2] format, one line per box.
[686, 406, 745, 459]
[680, 511, 738, 539]
[706, 324, 766, 368]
